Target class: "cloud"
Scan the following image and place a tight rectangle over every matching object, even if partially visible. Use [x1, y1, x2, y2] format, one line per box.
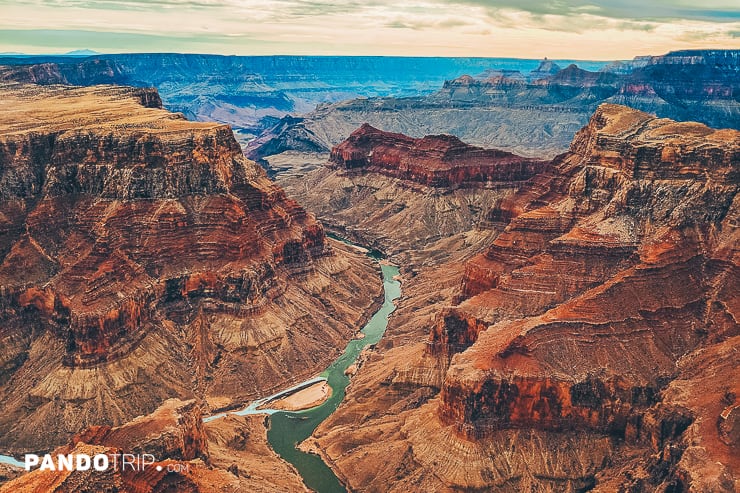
[385, 17, 471, 31]
[0, 0, 738, 57]
[0, 27, 283, 53]
[465, 7, 662, 35]
[3, 0, 739, 22]
[446, 0, 740, 23]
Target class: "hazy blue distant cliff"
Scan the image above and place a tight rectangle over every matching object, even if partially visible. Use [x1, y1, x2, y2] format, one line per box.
[246, 49, 740, 161]
[0, 54, 610, 140]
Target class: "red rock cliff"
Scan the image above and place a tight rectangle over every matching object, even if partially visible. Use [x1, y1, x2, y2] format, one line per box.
[329, 123, 549, 188]
[309, 104, 738, 492]
[0, 83, 325, 369]
[434, 104, 738, 488]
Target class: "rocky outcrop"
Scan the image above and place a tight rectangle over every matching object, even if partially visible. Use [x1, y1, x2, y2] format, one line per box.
[71, 399, 208, 462]
[309, 104, 739, 491]
[427, 308, 488, 357]
[329, 124, 548, 188]
[0, 398, 308, 492]
[0, 82, 383, 453]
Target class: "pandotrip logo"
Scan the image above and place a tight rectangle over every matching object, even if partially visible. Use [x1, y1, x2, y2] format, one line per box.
[23, 453, 188, 473]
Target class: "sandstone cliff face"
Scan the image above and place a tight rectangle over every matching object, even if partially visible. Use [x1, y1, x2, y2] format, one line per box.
[0, 82, 382, 453]
[309, 104, 739, 492]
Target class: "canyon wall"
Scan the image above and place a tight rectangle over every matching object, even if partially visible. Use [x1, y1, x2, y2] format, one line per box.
[329, 124, 548, 188]
[308, 104, 739, 492]
[0, 82, 382, 453]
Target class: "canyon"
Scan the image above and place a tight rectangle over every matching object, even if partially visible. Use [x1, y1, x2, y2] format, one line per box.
[0, 81, 383, 458]
[0, 50, 737, 493]
[276, 123, 552, 270]
[300, 104, 738, 492]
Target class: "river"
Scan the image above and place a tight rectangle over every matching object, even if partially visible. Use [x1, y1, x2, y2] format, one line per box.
[267, 262, 400, 493]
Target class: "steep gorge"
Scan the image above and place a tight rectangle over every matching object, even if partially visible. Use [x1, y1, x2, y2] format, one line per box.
[0, 75, 736, 493]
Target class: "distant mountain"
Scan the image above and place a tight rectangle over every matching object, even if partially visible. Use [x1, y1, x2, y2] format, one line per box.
[246, 49, 740, 165]
[529, 58, 562, 79]
[0, 49, 100, 57]
[63, 49, 100, 56]
[0, 54, 610, 144]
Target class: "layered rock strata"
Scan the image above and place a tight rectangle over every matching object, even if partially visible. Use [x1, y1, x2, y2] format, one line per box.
[329, 124, 548, 188]
[0, 82, 382, 452]
[248, 49, 740, 165]
[308, 104, 739, 492]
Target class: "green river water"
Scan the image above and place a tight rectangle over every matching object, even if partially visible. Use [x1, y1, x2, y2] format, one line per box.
[266, 262, 401, 493]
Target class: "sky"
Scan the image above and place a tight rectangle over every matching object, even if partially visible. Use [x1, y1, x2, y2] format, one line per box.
[0, 0, 739, 59]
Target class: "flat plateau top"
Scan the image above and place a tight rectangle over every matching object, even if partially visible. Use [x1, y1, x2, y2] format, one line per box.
[594, 103, 739, 146]
[0, 83, 222, 136]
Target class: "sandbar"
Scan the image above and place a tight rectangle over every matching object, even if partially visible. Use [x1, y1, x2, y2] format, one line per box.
[259, 381, 332, 411]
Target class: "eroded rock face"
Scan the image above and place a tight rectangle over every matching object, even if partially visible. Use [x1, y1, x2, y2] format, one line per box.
[0, 82, 382, 452]
[329, 124, 548, 188]
[71, 399, 208, 462]
[436, 104, 738, 488]
[309, 104, 739, 492]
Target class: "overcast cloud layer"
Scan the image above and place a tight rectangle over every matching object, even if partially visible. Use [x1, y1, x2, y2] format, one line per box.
[1, 0, 738, 57]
